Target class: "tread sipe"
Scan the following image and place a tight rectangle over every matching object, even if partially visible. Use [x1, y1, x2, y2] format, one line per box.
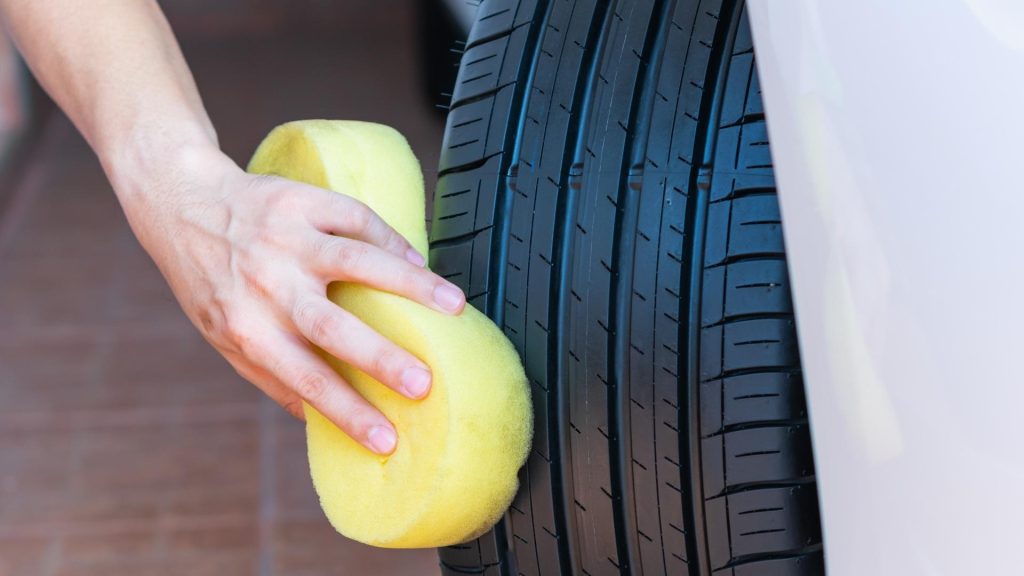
[429, 1, 824, 574]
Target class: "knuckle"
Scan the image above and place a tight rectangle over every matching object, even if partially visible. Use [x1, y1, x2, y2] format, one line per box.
[336, 403, 373, 433]
[214, 310, 250, 350]
[384, 227, 407, 251]
[234, 331, 261, 359]
[240, 266, 274, 299]
[196, 308, 223, 339]
[293, 370, 330, 401]
[372, 346, 403, 381]
[312, 236, 336, 261]
[292, 299, 318, 331]
[228, 360, 252, 381]
[404, 268, 432, 295]
[332, 242, 367, 273]
[294, 299, 341, 344]
[267, 185, 305, 212]
[309, 309, 342, 345]
[346, 201, 374, 233]
[282, 399, 306, 420]
[254, 225, 278, 245]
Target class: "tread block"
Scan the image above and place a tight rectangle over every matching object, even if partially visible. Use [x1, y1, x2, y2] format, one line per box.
[725, 372, 805, 427]
[700, 259, 792, 326]
[726, 195, 785, 259]
[738, 121, 772, 170]
[434, 155, 505, 237]
[701, 424, 814, 496]
[433, 178, 482, 235]
[441, 98, 495, 169]
[724, 259, 792, 319]
[455, 26, 533, 106]
[726, 485, 820, 560]
[467, 0, 538, 47]
[722, 318, 798, 375]
[720, 51, 755, 129]
[732, 553, 825, 576]
[429, 229, 493, 299]
[440, 84, 516, 171]
[453, 38, 510, 105]
[700, 371, 806, 436]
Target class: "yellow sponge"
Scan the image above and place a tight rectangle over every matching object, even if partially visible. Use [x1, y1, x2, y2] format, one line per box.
[247, 120, 532, 548]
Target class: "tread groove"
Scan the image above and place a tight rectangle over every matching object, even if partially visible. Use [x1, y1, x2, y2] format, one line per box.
[606, 1, 676, 575]
[680, 1, 742, 574]
[544, 0, 617, 574]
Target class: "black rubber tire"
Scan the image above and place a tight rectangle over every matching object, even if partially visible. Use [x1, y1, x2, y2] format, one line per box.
[417, 0, 468, 114]
[428, 1, 824, 575]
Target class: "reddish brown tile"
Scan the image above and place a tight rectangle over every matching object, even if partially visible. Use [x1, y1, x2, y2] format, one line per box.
[1, 489, 161, 528]
[272, 416, 323, 520]
[76, 420, 260, 494]
[0, 336, 104, 415]
[95, 331, 258, 411]
[0, 428, 78, 522]
[0, 253, 119, 330]
[54, 554, 257, 576]
[60, 529, 159, 565]
[0, 535, 53, 576]
[162, 484, 261, 520]
[165, 522, 258, 556]
[272, 519, 440, 576]
[105, 240, 189, 327]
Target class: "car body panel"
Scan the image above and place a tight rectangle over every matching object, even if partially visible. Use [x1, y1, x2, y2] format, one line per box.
[746, 1, 1024, 573]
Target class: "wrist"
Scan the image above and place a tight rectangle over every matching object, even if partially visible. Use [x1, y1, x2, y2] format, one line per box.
[100, 117, 226, 204]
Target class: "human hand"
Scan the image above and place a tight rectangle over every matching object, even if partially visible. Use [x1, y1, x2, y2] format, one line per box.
[115, 144, 465, 455]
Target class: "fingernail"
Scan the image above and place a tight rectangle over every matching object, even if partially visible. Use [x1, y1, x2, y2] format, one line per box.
[433, 283, 464, 313]
[405, 248, 426, 267]
[401, 365, 432, 398]
[367, 425, 397, 455]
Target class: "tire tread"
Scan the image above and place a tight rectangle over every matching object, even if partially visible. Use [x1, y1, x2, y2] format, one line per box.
[433, 2, 822, 575]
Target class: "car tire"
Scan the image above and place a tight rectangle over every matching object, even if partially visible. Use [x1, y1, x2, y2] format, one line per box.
[429, 1, 824, 574]
[417, 0, 467, 114]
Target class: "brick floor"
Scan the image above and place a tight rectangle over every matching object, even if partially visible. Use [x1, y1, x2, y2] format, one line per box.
[0, 2, 445, 574]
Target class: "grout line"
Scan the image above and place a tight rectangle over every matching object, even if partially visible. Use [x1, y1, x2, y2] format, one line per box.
[0, 114, 63, 263]
[257, 397, 278, 576]
[0, 320, 196, 344]
[43, 334, 102, 576]
[0, 512, 259, 540]
[38, 534, 63, 576]
[0, 509, 325, 542]
[0, 402, 260, 433]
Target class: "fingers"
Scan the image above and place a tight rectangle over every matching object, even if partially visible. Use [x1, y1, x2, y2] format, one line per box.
[259, 333, 398, 455]
[292, 295, 433, 400]
[308, 234, 465, 315]
[303, 189, 417, 263]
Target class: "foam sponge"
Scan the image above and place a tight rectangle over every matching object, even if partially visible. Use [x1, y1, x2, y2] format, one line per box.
[247, 120, 532, 548]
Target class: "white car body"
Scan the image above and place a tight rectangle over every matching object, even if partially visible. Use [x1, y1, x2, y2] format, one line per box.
[747, 1, 1024, 574]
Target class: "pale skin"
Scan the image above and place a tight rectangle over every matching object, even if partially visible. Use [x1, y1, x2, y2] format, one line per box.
[0, 0, 465, 455]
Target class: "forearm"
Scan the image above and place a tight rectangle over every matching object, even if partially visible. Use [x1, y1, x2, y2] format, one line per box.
[0, 0, 218, 192]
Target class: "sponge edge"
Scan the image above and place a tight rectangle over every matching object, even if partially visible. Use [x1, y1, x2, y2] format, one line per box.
[247, 120, 532, 548]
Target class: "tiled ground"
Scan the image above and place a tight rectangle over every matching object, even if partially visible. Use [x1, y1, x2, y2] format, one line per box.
[0, 2, 445, 575]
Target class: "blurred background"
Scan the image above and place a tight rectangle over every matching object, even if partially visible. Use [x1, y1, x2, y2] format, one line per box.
[0, 1, 469, 574]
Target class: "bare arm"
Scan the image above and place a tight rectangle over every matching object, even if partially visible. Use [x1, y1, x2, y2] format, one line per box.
[0, 0, 465, 454]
